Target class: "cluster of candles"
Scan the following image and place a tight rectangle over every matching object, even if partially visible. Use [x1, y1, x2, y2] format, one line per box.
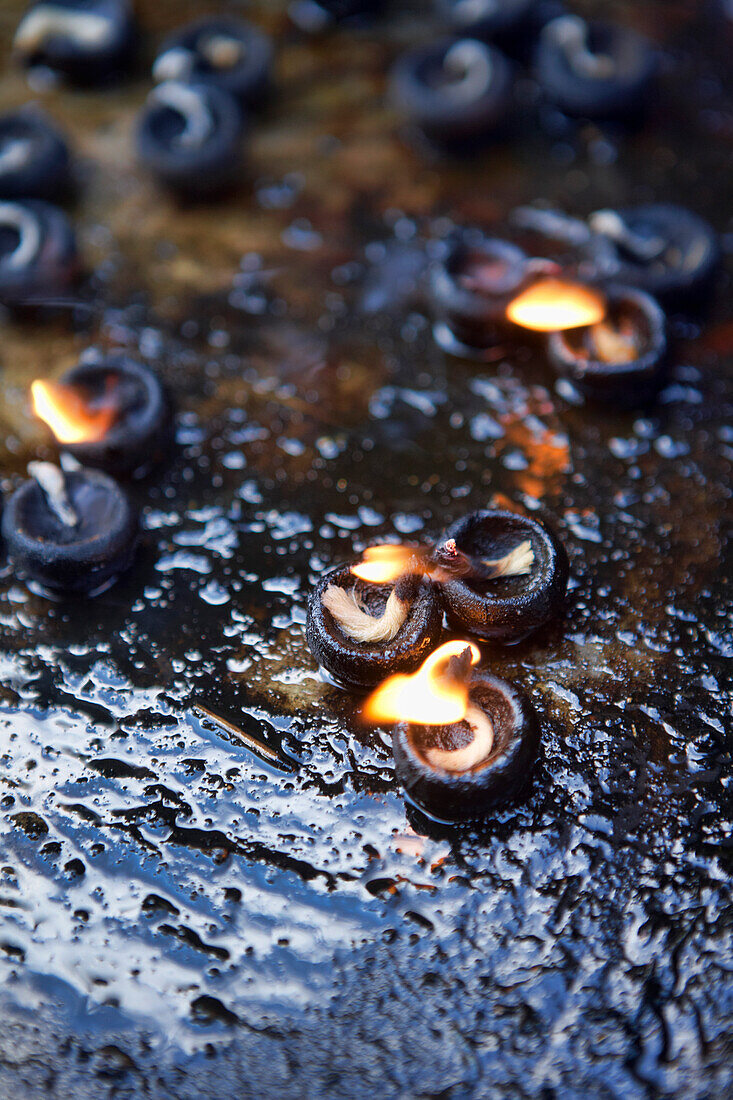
[306, 508, 568, 821]
[2, 355, 172, 595]
[390, 2, 659, 146]
[426, 202, 719, 403]
[0, 1, 723, 827]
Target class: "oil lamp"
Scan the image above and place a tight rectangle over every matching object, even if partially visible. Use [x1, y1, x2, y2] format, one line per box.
[546, 285, 667, 405]
[0, 108, 70, 201]
[152, 16, 273, 109]
[434, 0, 539, 46]
[136, 81, 244, 199]
[430, 234, 559, 357]
[13, 0, 136, 85]
[0, 199, 77, 306]
[306, 554, 443, 691]
[31, 354, 174, 476]
[435, 509, 569, 643]
[586, 205, 720, 304]
[2, 461, 139, 595]
[389, 37, 513, 147]
[364, 641, 540, 821]
[534, 15, 656, 119]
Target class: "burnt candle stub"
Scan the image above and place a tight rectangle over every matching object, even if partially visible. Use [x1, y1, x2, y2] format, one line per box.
[0, 199, 77, 306]
[2, 463, 139, 595]
[437, 509, 568, 642]
[534, 16, 656, 119]
[393, 671, 540, 821]
[306, 564, 443, 690]
[390, 37, 513, 147]
[32, 355, 173, 476]
[136, 81, 244, 198]
[0, 108, 70, 201]
[153, 17, 273, 108]
[430, 235, 556, 356]
[13, 0, 137, 85]
[587, 205, 720, 304]
[547, 285, 667, 405]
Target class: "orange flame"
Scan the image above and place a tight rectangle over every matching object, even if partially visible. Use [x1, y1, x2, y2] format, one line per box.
[351, 544, 417, 584]
[31, 379, 117, 445]
[506, 277, 606, 332]
[363, 640, 481, 725]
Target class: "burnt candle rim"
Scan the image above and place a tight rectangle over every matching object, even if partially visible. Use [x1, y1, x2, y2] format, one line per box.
[58, 354, 172, 453]
[393, 671, 540, 820]
[398, 671, 527, 776]
[390, 36, 513, 128]
[437, 508, 566, 612]
[3, 468, 137, 555]
[306, 563, 444, 690]
[137, 80, 243, 163]
[547, 284, 667, 379]
[430, 236, 530, 321]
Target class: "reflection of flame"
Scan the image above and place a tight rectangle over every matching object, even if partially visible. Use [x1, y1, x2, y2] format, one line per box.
[506, 277, 606, 332]
[363, 640, 480, 725]
[31, 379, 117, 444]
[351, 544, 416, 584]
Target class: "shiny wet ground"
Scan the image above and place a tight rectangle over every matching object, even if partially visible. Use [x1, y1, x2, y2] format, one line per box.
[0, 2, 731, 1097]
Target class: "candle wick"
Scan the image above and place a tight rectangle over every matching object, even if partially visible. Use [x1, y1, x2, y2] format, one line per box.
[28, 461, 79, 528]
[423, 703, 494, 773]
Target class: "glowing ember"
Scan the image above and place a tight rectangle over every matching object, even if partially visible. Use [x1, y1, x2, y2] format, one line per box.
[363, 640, 481, 725]
[31, 379, 117, 445]
[351, 544, 417, 584]
[506, 277, 606, 332]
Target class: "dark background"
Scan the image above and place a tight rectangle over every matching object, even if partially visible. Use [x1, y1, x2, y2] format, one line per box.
[0, 2, 731, 1096]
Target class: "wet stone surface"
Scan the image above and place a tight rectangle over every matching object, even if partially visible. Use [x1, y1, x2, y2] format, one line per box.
[0, 2, 731, 1097]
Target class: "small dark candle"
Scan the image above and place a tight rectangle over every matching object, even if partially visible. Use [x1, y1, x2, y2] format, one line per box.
[152, 17, 273, 109]
[436, 509, 569, 642]
[2, 462, 138, 595]
[0, 198, 77, 306]
[430, 235, 557, 357]
[32, 354, 174, 477]
[306, 563, 443, 691]
[13, 0, 136, 85]
[534, 15, 656, 119]
[586, 204, 720, 304]
[0, 108, 70, 202]
[547, 285, 667, 405]
[136, 81, 244, 198]
[393, 669, 540, 822]
[390, 37, 513, 147]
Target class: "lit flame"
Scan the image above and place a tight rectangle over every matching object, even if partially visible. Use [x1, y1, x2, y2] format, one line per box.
[31, 379, 117, 445]
[363, 640, 481, 726]
[506, 277, 606, 332]
[351, 544, 416, 584]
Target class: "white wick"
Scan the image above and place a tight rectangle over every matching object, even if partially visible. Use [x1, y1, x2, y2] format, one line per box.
[0, 202, 42, 270]
[150, 82, 214, 149]
[200, 34, 244, 70]
[443, 39, 494, 101]
[588, 209, 666, 262]
[0, 138, 34, 174]
[546, 15, 616, 80]
[14, 6, 115, 54]
[424, 703, 494, 773]
[28, 461, 78, 528]
[152, 47, 195, 83]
